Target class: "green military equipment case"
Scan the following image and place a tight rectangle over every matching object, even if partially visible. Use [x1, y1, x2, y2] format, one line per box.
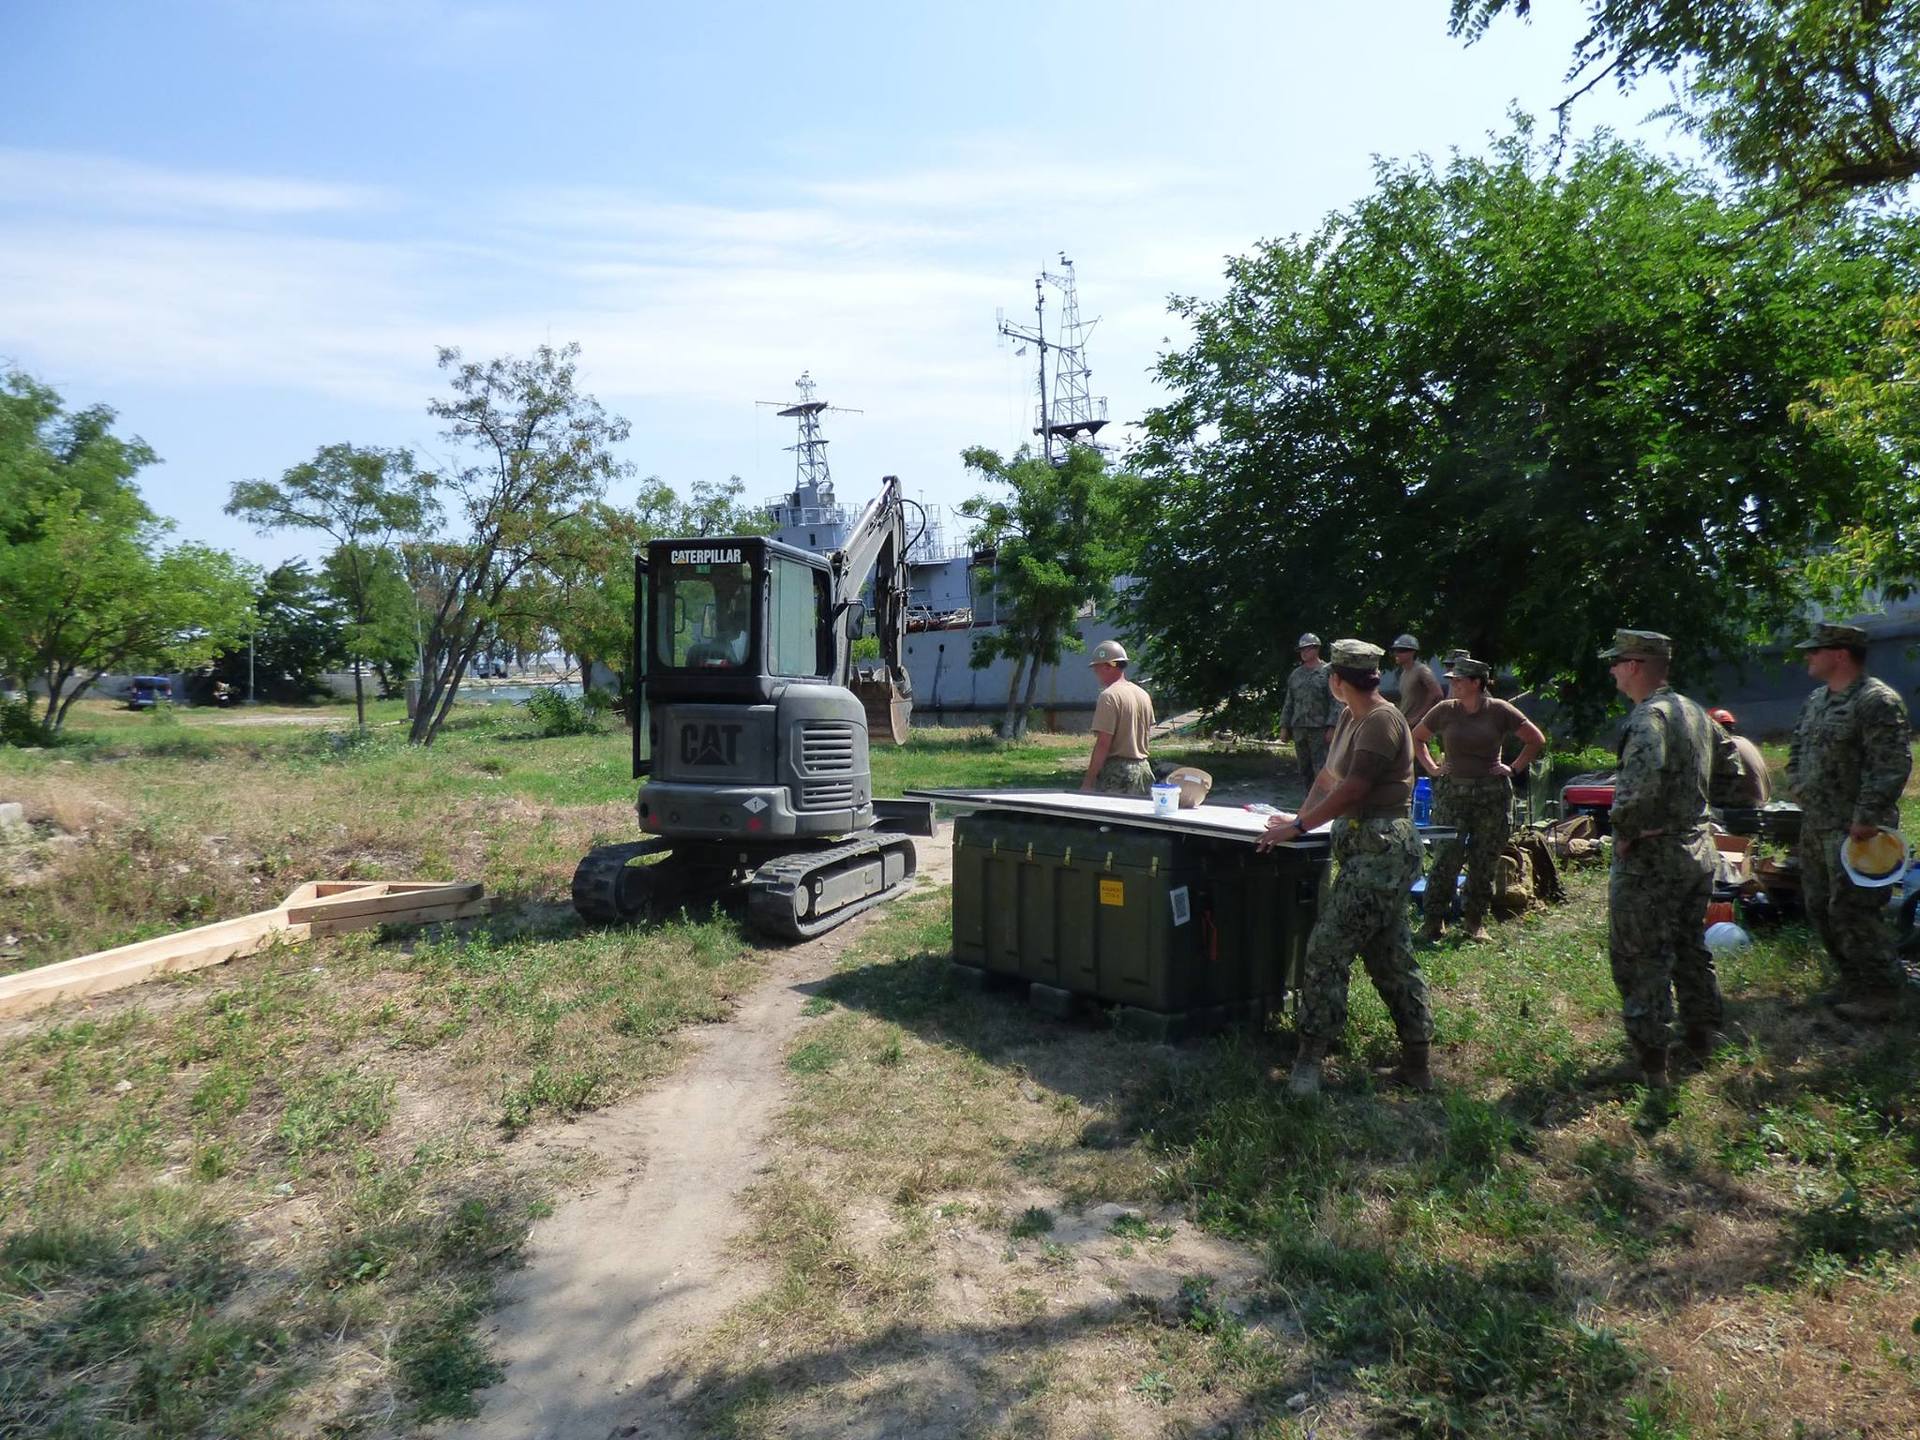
[951, 810, 1329, 1024]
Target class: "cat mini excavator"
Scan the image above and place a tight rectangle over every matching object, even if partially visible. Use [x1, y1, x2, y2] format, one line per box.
[571, 474, 933, 940]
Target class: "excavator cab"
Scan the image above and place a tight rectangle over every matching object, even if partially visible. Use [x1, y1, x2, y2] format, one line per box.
[575, 479, 926, 939]
[636, 537, 880, 842]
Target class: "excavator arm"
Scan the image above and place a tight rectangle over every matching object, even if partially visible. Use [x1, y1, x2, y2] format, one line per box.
[830, 474, 915, 745]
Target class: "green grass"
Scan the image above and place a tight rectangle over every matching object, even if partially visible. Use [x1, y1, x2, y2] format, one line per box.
[675, 746, 1920, 1440]
[0, 700, 1191, 1434]
[7, 703, 1915, 1437]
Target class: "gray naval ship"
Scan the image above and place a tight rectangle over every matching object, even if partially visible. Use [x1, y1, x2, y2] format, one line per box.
[759, 422, 1125, 732]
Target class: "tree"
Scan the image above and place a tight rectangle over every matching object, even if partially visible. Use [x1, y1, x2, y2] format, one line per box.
[1794, 294, 1920, 601]
[0, 372, 255, 734]
[1451, 0, 1920, 207]
[408, 343, 631, 745]
[1128, 129, 1918, 736]
[958, 445, 1137, 739]
[509, 476, 771, 703]
[226, 444, 432, 728]
[202, 561, 347, 703]
[321, 543, 419, 695]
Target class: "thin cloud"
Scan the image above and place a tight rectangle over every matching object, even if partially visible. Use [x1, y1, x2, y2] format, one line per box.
[0, 148, 384, 219]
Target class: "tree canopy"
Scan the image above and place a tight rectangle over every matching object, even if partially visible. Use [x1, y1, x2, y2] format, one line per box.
[227, 443, 432, 727]
[1451, 0, 1920, 206]
[0, 371, 254, 735]
[959, 445, 1137, 738]
[202, 561, 347, 704]
[408, 343, 631, 744]
[1127, 130, 1918, 734]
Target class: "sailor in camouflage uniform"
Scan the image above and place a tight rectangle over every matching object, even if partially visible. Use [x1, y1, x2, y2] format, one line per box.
[1786, 621, 1914, 1022]
[1260, 639, 1431, 1097]
[1413, 656, 1546, 943]
[1278, 632, 1337, 789]
[1601, 629, 1747, 1087]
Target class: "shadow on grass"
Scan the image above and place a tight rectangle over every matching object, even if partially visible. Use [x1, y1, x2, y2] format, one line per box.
[632, 1294, 1326, 1440]
[806, 950, 1694, 1437]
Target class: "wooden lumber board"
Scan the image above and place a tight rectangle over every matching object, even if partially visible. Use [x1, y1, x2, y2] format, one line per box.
[0, 908, 308, 1020]
[0, 878, 489, 1021]
[278, 880, 385, 910]
[286, 882, 483, 925]
[305, 897, 492, 937]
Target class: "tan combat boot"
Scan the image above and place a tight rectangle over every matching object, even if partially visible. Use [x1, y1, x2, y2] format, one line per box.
[1287, 1038, 1330, 1098]
[1833, 991, 1900, 1024]
[1683, 1025, 1728, 1063]
[1461, 915, 1491, 944]
[1633, 1040, 1670, 1090]
[1393, 1041, 1435, 1092]
[1419, 914, 1446, 943]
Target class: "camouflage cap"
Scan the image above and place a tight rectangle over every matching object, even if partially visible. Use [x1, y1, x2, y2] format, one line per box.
[1088, 639, 1129, 666]
[1329, 638, 1384, 672]
[1295, 632, 1321, 649]
[1445, 657, 1491, 680]
[1596, 629, 1671, 661]
[1442, 647, 1471, 664]
[1390, 633, 1419, 651]
[1795, 621, 1869, 651]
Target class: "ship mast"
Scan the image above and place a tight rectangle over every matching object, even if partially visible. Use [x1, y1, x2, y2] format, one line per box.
[996, 254, 1108, 465]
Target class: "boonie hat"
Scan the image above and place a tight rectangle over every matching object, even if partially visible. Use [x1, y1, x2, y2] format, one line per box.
[1795, 622, 1869, 651]
[1842, 827, 1908, 887]
[1597, 629, 1671, 661]
[1088, 639, 1129, 666]
[1296, 632, 1321, 649]
[1330, 638, 1383, 672]
[1390, 633, 1419, 651]
[1709, 708, 1736, 726]
[1446, 657, 1491, 680]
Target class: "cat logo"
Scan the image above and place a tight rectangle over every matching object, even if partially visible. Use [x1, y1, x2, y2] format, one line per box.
[681, 722, 744, 767]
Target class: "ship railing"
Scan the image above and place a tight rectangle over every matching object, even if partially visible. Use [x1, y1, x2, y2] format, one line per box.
[762, 501, 851, 530]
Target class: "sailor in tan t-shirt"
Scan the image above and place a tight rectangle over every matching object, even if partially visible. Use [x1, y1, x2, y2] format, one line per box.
[1080, 639, 1155, 795]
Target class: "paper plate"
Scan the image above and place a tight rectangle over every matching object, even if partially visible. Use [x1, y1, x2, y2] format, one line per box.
[1841, 828, 1909, 888]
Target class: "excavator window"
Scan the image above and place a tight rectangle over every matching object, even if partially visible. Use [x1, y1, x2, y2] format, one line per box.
[768, 556, 828, 677]
[659, 559, 754, 670]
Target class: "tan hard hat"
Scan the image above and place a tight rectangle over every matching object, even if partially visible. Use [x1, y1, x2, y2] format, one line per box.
[1088, 639, 1129, 666]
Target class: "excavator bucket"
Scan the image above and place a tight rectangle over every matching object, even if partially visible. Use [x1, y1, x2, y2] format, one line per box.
[854, 669, 912, 747]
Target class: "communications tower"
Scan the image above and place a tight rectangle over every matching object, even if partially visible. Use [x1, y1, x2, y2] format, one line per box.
[997, 253, 1109, 464]
[759, 372, 861, 550]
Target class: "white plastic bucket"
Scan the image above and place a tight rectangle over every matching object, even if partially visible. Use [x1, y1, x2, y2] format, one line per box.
[1151, 783, 1179, 818]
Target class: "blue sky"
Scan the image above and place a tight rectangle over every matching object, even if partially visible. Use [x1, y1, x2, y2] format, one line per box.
[2, 0, 1675, 569]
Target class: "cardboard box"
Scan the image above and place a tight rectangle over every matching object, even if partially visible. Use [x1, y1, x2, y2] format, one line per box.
[1713, 833, 1755, 885]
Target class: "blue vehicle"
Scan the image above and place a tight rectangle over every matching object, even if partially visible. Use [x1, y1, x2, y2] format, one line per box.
[127, 675, 173, 710]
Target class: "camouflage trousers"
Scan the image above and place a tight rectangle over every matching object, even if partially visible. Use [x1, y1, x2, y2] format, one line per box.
[1095, 757, 1154, 797]
[1295, 817, 1432, 1045]
[1422, 775, 1511, 925]
[1291, 729, 1331, 790]
[1800, 824, 1902, 994]
[1608, 830, 1721, 1050]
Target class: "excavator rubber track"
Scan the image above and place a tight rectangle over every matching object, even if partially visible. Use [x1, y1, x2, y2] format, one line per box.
[747, 833, 919, 941]
[570, 839, 676, 924]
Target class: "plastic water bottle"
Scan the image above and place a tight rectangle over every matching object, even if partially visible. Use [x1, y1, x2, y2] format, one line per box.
[1412, 776, 1433, 826]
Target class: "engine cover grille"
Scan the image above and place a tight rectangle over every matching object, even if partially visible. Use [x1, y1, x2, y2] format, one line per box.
[799, 721, 856, 775]
[800, 780, 856, 808]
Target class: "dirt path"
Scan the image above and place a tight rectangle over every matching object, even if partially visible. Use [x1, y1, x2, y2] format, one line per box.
[449, 834, 955, 1440]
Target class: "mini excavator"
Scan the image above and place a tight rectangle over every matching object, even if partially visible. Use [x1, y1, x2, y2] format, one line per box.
[571, 475, 933, 939]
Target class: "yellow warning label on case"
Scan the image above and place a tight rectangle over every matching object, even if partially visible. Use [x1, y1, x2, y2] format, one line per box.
[1098, 878, 1126, 907]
